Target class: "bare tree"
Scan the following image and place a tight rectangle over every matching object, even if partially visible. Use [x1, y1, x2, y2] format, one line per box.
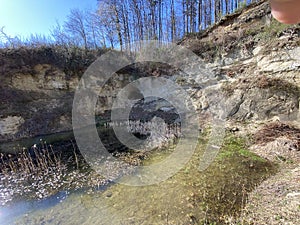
[64, 9, 89, 50]
[198, 0, 203, 31]
[214, 0, 221, 22]
[0, 27, 22, 48]
[97, 1, 119, 49]
[51, 21, 71, 47]
[1, 0, 253, 49]
[131, 0, 144, 41]
[86, 12, 108, 49]
[225, 0, 230, 14]
[171, 0, 176, 41]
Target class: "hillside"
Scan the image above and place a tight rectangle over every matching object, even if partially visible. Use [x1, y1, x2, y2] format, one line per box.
[0, 0, 299, 224]
[178, 1, 300, 223]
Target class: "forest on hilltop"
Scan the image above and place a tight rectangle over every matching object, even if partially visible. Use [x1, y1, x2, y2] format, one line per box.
[1, 0, 258, 50]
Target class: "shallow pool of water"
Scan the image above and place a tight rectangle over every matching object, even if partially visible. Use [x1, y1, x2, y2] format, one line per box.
[0, 191, 69, 225]
[0, 135, 277, 224]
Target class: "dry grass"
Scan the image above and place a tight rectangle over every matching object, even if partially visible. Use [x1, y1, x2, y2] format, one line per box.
[239, 166, 300, 225]
[0, 142, 62, 175]
[254, 122, 300, 150]
[235, 122, 300, 224]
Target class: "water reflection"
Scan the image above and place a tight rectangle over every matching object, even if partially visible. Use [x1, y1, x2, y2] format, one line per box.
[0, 191, 69, 225]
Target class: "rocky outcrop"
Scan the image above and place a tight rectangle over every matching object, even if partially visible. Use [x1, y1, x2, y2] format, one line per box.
[0, 65, 74, 141]
[179, 0, 300, 125]
[1, 0, 300, 143]
[0, 48, 165, 142]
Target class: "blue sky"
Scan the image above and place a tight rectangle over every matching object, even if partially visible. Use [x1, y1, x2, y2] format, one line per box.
[0, 0, 98, 39]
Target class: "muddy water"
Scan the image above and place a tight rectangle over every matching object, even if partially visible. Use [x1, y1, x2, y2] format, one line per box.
[1, 135, 276, 225]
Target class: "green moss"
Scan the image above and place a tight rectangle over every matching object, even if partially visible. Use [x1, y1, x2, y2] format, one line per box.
[87, 132, 276, 224]
[217, 136, 266, 163]
[175, 76, 187, 85]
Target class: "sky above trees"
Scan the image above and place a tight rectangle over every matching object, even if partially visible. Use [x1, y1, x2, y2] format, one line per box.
[0, 0, 97, 38]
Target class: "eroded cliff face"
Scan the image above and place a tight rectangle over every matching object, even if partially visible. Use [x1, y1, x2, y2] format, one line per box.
[0, 48, 101, 142]
[1, 0, 300, 143]
[0, 48, 166, 142]
[0, 63, 74, 141]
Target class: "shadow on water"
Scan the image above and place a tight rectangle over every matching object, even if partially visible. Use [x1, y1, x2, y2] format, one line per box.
[0, 123, 131, 155]
[0, 130, 75, 154]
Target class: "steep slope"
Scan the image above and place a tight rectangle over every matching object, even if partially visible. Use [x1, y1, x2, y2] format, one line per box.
[179, 0, 300, 122]
[177, 1, 300, 223]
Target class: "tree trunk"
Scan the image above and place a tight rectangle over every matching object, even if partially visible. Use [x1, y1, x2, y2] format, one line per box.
[112, 4, 123, 51]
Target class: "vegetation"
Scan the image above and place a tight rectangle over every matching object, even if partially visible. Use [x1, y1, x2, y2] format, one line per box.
[0, 0, 259, 50]
[0, 141, 62, 175]
[59, 132, 275, 224]
[0, 45, 109, 82]
[0, 122, 179, 205]
[255, 19, 290, 42]
[217, 135, 266, 162]
[254, 122, 300, 149]
[0, 139, 106, 205]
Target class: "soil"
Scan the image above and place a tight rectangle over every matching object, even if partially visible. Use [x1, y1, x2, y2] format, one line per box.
[234, 121, 300, 224]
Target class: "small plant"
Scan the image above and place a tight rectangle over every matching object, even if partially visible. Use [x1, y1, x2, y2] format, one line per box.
[0, 139, 108, 205]
[217, 135, 266, 163]
[0, 140, 63, 176]
[175, 76, 186, 85]
[255, 19, 290, 42]
[254, 122, 300, 149]
[238, 1, 247, 10]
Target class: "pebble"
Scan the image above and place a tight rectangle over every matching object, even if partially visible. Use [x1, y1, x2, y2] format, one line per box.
[106, 192, 112, 198]
[286, 192, 300, 198]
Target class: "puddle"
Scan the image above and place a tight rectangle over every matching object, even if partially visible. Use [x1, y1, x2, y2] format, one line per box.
[1, 135, 277, 224]
[0, 191, 69, 225]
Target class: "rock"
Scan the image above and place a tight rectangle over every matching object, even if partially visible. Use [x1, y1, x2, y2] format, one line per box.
[252, 46, 263, 56]
[229, 127, 239, 132]
[1, 1, 300, 144]
[286, 192, 300, 198]
[199, 96, 209, 110]
[106, 192, 112, 198]
[0, 116, 24, 135]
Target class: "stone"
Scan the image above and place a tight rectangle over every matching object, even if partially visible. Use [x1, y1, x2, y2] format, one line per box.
[0, 116, 24, 135]
[286, 192, 300, 198]
[106, 192, 112, 198]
